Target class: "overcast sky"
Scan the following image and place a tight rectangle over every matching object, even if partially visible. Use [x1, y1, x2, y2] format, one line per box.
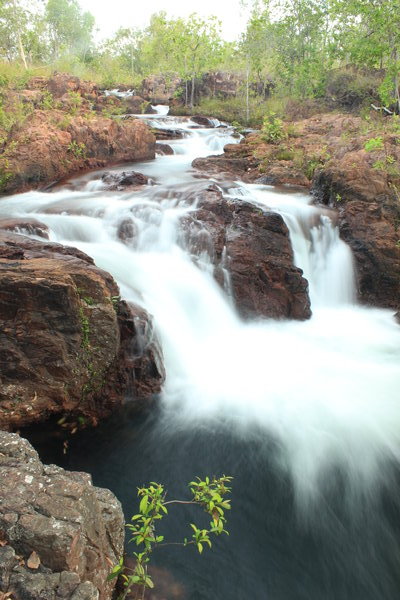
[78, 0, 249, 41]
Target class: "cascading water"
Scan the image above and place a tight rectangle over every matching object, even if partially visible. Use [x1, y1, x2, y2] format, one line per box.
[4, 110, 400, 599]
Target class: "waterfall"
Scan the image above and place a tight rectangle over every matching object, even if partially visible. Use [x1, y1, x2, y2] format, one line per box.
[2, 112, 400, 599]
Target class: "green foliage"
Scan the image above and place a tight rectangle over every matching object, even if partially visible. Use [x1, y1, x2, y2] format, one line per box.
[261, 112, 286, 144]
[66, 90, 82, 115]
[110, 475, 232, 600]
[67, 140, 86, 158]
[364, 137, 384, 152]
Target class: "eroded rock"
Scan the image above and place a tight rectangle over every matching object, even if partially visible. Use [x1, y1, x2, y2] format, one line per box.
[180, 188, 311, 320]
[101, 170, 152, 191]
[0, 431, 123, 599]
[0, 232, 165, 430]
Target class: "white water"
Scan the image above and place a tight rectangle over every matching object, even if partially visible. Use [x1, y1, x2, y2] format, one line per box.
[2, 115, 400, 505]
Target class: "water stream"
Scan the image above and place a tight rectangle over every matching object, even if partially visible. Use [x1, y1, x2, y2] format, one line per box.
[4, 108, 400, 599]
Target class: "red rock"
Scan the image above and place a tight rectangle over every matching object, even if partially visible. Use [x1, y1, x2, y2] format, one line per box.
[0, 232, 165, 431]
[181, 188, 311, 320]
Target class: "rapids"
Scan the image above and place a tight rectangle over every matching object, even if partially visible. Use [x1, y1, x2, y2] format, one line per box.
[5, 109, 400, 599]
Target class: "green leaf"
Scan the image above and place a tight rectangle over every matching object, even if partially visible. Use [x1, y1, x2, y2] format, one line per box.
[139, 495, 149, 514]
[197, 542, 203, 554]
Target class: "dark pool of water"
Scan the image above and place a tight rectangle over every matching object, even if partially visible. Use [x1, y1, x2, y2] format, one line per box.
[26, 405, 400, 600]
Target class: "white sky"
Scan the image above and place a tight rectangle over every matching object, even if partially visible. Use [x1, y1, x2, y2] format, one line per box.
[78, 0, 249, 42]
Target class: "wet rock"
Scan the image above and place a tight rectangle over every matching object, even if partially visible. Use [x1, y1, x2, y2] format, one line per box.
[101, 170, 151, 191]
[152, 128, 188, 140]
[180, 188, 311, 320]
[191, 115, 216, 127]
[0, 431, 123, 599]
[155, 143, 174, 155]
[117, 218, 138, 245]
[0, 218, 49, 239]
[0, 231, 165, 430]
[313, 165, 400, 310]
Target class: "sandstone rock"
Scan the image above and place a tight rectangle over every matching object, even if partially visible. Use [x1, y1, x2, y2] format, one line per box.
[0, 232, 165, 430]
[0, 110, 155, 194]
[140, 75, 181, 104]
[180, 187, 311, 320]
[313, 167, 400, 310]
[0, 431, 123, 599]
[155, 143, 174, 155]
[122, 95, 154, 114]
[191, 115, 217, 128]
[152, 128, 188, 140]
[0, 218, 49, 239]
[101, 170, 152, 190]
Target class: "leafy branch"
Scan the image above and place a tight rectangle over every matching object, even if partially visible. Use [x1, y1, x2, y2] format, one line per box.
[108, 475, 233, 600]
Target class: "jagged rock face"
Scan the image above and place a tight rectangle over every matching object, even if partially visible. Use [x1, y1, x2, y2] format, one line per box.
[0, 232, 165, 431]
[180, 188, 311, 320]
[0, 431, 124, 599]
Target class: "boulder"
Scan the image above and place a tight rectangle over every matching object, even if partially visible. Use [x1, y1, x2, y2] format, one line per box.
[0, 232, 165, 431]
[0, 430, 124, 599]
[155, 143, 174, 155]
[180, 187, 311, 320]
[0, 218, 49, 239]
[101, 170, 152, 191]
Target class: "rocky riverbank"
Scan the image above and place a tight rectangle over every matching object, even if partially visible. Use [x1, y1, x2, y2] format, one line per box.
[0, 73, 156, 195]
[0, 431, 124, 600]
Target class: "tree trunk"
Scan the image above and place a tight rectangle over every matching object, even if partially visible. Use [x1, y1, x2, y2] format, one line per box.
[190, 74, 195, 109]
[246, 61, 250, 124]
[17, 31, 28, 70]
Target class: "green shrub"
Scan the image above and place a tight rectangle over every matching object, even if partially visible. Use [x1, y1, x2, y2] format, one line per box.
[261, 112, 287, 144]
[364, 136, 384, 151]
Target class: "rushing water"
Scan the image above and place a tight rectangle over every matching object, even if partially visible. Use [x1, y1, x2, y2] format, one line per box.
[6, 110, 400, 599]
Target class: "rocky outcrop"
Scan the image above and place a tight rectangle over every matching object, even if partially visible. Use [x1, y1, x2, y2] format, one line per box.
[193, 113, 400, 311]
[0, 73, 156, 195]
[0, 232, 165, 431]
[180, 186, 311, 320]
[0, 431, 124, 599]
[0, 110, 155, 194]
[140, 75, 182, 104]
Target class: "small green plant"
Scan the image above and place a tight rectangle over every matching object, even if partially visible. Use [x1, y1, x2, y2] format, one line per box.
[68, 140, 87, 159]
[364, 136, 384, 152]
[109, 475, 232, 600]
[260, 112, 287, 144]
[67, 90, 83, 115]
[335, 192, 342, 202]
[40, 90, 55, 110]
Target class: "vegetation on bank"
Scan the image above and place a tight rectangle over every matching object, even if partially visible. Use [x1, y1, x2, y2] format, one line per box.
[0, 0, 399, 118]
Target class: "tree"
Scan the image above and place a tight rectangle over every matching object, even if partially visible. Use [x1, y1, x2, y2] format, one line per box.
[330, 0, 400, 112]
[44, 0, 95, 61]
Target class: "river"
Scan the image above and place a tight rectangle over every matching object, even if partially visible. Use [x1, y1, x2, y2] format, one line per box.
[3, 108, 400, 599]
